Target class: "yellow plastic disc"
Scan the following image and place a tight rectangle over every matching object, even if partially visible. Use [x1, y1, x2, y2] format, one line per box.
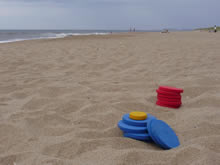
[129, 111, 147, 120]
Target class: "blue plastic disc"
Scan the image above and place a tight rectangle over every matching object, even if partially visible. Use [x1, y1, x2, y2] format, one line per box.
[147, 119, 164, 148]
[122, 114, 156, 127]
[146, 114, 157, 121]
[148, 119, 180, 149]
[124, 133, 151, 141]
[122, 114, 148, 126]
[118, 120, 147, 133]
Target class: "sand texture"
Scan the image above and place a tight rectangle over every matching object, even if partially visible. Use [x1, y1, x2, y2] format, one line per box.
[0, 32, 220, 165]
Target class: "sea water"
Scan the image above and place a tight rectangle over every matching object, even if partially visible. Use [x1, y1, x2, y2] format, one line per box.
[0, 30, 115, 43]
[0, 29, 180, 44]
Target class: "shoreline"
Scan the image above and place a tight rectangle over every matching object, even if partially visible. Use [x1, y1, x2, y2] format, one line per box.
[0, 32, 110, 44]
[0, 30, 196, 44]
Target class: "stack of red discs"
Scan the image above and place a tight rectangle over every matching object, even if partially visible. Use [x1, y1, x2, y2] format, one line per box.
[156, 86, 184, 108]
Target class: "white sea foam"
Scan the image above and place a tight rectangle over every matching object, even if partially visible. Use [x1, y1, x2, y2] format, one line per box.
[54, 32, 108, 38]
[0, 39, 29, 44]
[0, 32, 109, 44]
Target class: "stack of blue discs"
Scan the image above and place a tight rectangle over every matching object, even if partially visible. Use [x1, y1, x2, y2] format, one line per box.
[118, 113, 180, 149]
[118, 113, 156, 141]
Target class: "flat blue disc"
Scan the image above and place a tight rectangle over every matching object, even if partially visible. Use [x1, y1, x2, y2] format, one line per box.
[122, 114, 148, 126]
[124, 133, 151, 141]
[118, 120, 147, 133]
[147, 119, 163, 148]
[146, 114, 157, 121]
[148, 119, 180, 149]
[122, 114, 156, 127]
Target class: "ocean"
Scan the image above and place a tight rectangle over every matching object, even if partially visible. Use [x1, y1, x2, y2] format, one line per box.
[0, 29, 188, 44]
[0, 30, 119, 43]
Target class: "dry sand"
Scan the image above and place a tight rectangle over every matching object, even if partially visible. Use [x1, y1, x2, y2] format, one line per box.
[0, 32, 220, 165]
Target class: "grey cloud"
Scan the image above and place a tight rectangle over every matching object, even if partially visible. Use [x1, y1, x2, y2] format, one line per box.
[0, 0, 219, 29]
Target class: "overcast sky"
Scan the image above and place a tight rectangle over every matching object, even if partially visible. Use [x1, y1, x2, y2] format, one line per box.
[0, 0, 219, 30]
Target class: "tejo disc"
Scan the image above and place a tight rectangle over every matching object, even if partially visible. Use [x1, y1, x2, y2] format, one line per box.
[158, 93, 181, 99]
[156, 89, 180, 96]
[157, 100, 182, 106]
[159, 86, 183, 93]
[156, 101, 181, 109]
[124, 132, 151, 141]
[118, 120, 148, 133]
[129, 111, 147, 120]
[157, 95, 181, 102]
[147, 119, 180, 149]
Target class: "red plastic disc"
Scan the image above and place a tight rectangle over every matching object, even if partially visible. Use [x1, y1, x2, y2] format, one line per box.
[157, 93, 181, 99]
[157, 100, 181, 106]
[159, 86, 183, 93]
[156, 89, 181, 96]
[156, 101, 181, 109]
[157, 96, 181, 102]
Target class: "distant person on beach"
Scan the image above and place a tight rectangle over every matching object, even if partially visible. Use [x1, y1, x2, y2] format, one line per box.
[161, 29, 169, 33]
[214, 25, 217, 33]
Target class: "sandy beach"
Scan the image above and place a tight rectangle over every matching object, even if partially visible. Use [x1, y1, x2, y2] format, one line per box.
[0, 32, 220, 165]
